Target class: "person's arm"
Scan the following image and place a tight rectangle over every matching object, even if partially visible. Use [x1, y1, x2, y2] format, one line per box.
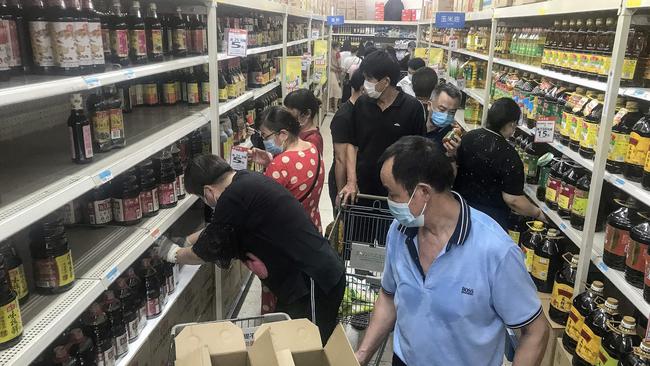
[333, 142, 348, 193]
[338, 145, 358, 205]
[503, 192, 546, 221]
[355, 291, 397, 366]
[500, 149, 546, 221]
[513, 315, 549, 366]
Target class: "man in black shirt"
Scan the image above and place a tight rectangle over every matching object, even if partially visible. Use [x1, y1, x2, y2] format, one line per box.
[424, 83, 462, 151]
[383, 0, 404, 21]
[339, 50, 426, 203]
[158, 154, 345, 342]
[453, 98, 546, 229]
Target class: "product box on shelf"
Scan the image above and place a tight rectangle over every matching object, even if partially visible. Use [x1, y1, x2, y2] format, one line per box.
[174, 319, 360, 366]
[494, 0, 512, 7]
[432, 0, 454, 12]
[346, 8, 356, 20]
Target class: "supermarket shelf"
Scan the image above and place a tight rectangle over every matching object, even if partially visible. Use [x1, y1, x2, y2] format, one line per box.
[494, 0, 621, 18]
[443, 73, 486, 105]
[451, 48, 489, 61]
[455, 109, 481, 132]
[220, 91, 254, 114]
[246, 43, 284, 55]
[253, 80, 281, 99]
[332, 33, 375, 37]
[0, 105, 210, 243]
[287, 38, 310, 47]
[465, 8, 494, 21]
[0, 56, 208, 108]
[621, 87, 650, 103]
[225, 271, 254, 319]
[217, 0, 286, 14]
[116, 264, 202, 366]
[342, 20, 419, 26]
[431, 43, 450, 51]
[523, 184, 650, 317]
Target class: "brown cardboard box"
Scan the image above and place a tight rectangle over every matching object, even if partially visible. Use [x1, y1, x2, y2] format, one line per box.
[335, 0, 345, 9]
[345, 8, 355, 19]
[494, 0, 512, 7]
[432, 0, 454, 11]
[553, 338, 572, 366]
[175, 319, 360, 366]
[355, 8, 367, 19]
[539, 295, 565, 366]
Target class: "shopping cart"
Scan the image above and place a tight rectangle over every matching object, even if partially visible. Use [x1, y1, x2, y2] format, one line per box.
[329, 194, 394, 366]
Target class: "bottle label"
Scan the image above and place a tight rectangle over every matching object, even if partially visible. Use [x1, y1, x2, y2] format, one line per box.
[589, 54, 602, 75]
[133, 84, 144, 105]
[87, 22, 105, 65]
[531, 255, 550, 281]
[580, 121, 599, 149]
[626, 132, 650, 166]
[144, 84, 158, 105]
[608, 132, 630, 163]
[7, 265, 29, 301]
[127, 316, 139, 341]
[138, 305, 147, 330]
[604, 224, 631, 258]
[4, 19, 21, 67]
[218, 87, 227, 101]
[159, 283, 167, 305]
[115, 332, 129, 356]
[227, 83, 236, 99]
[96, 345, 116, 366]
[521, 246, 534, 273]
[175, 174, 185, 197]
[146, 297, 160, 317]
[625, 239, 647, 273]
[550, 282, 573, 313]
[51, 21, 79, 68]
[129, 29, 147, 56]
[558, 184, 575, 212]
[597, 346, 618, 366]
[571, 192, 588, 218]
[158, 182, 177, 205]
[571, 116, 585, 143]
[560, 111, 571, 137]
[112, 197, 142, 223]
[201, 82, 210, 103]
[0, 298, 22, 344]
[29, 21, 55, 67]
[0, 22, 10, 71]
[56, 251, 75, 287]
[576, 323, 602, 364]
[545, 177, 561, 202]
[82, 125, 94, 158]
[508, 230, 520, 245]
[88, 198, 112, 225]
[110, 29, 129, 58]
[150, 29, 163, 54]
[644, 151, 650, 173]
[163, 83, 177, 104]
[194, 29, 205, 53]
[139, 188, 159, 215]
[579, 53, 590, 73]
[109, 109, 124, 140]
[173, 29, 186, 51]
[622, 58, 637, 80]
[565, 306, 584, 342]
[188, 83, 200, 104]
[92, 110, 111, 146]
[101, 27, 111, 53]
[73, 21, 93, 67]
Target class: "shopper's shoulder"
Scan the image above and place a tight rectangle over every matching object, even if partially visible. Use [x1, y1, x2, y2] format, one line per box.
[467, 208, 517, 254]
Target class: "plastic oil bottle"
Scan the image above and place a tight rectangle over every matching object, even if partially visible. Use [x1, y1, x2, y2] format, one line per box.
[574, 297, 621, 366]
[598, 315, 641, 366]
[563, 281, 605, 353]
[549, 253, 579, 325]
[532, 228, 563, 293]
[521, 221, 545, 276]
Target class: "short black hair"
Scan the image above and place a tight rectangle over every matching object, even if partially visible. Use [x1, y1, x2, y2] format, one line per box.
[487, 98, 521, 132]
[407, 41, 416, 49]
[350, 69, 364, 91]
[332, 41, 340, 49]
[407, 57, 425, 71]
[283, 89, 321, 119]
[433, 83, 462, 102]
[379, 136, 454, 194]
[412, 67, 439, 99]
[259, 105, 301, 135]
[184, 154, 234, 195]
[341, 39, 352, 52]
[361, 50, 401, 86]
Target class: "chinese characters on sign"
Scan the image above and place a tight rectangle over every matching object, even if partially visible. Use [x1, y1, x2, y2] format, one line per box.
[227, 29, 248, 57]
[435, 12, 465, 29]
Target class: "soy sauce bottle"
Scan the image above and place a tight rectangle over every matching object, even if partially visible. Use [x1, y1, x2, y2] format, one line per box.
[575, 297, 622, 365]
[144, 2, 162, 62]
[0, 254, 22, 350]
[148, 253, 167, 306]
[26, 0, 56, 74]
[532, 228, 563, 293]
[186, 67, 200, 105]
[49, 0, 80, 75]
[626, 220, 650, 288]
[507, 211, 524, 246]
[625, 110, 650, 182]
[138, 168, 159, 217]
[570, 172, 591, 230]
[171, 7, 186, 57]
[124, 268, 146, 332]
[604, 197, 639, 271]
[621, 340, 650, 366]
[113, 278, 139, 342]
[102, 290, 128, 357]
[599, 316, 641, 366]
[521, 221, 545, 275]
[68, 93, 94, 164]
[608, 101, 642, 174]
[171, 144, 185, 200]
[140, 258, 161, 319]
[127, 0, 146, 64]
[67, 328, 95, 366]
[157, 149, 177, 209]
[0, 241, 28, 305]
[549, 253, 579, 325]
[52, 345, 78, 366]
[30, 215, 75, 294]
[104, 85, 125, 148]
[558, 162, 583, 218]
[81, 303, 116, 366]
[545, 157, 566, 210]
[563, 281, 605, 353]
[108, 0, 129, 66]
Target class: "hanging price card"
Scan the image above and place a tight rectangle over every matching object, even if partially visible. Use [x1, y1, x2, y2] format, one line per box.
[534, 117, 556, 143]
[230, 146, 249, 170]
[227, 29, 248, 57]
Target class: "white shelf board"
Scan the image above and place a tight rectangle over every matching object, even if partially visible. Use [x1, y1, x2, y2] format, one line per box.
[451, 48, 489, 61]
[455, 109, 481, 131]
[116, 264, 202, 366]
[247, 43, 284, 55]
[465, 8, 494, 21]
[220, 91, 254, 115]
[332, 33, 375, 37]
[342, 20, 419, 26]
[523, 184, 650, 317]
[431, 43, 450, 51]
[0, 56, 208, 108]
[287, 38, 310, 47]
[443, 73, 486, 105]
[494, 0, 621, 18]
[253, 80, 281, 99]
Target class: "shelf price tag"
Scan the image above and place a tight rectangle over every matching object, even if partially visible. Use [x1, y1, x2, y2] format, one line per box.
[123, 69, 135, 79]
[311, 30, 320, 39]
[82, 76, 101, 89]
[534, 117, 556, 143]
[106, 267, 120, 282]
[230, 146, 249, 171]
[95, 169, 113, 185]
[150, 228, 160, 240]
[227, 29, 248, 57]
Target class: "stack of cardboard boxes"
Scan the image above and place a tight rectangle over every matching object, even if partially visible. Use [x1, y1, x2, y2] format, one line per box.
[334, 0, 368, 20]
[374, 1, 384, 20]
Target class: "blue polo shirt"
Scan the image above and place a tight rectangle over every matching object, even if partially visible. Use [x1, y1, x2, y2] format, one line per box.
[382, 192, 541, 366]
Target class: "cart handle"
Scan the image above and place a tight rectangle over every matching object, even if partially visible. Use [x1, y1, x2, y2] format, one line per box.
[355, 193, 388, 202]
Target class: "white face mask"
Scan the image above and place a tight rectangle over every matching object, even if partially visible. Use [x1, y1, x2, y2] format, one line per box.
[364, 80, 382, 99]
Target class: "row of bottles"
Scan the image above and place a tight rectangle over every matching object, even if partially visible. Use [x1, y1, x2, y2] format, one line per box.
[217, 13, 283, 51]
[465, 26, 490, 54]
[333, 24, 416, 39]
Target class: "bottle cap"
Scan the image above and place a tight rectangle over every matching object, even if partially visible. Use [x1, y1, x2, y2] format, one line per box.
[622, 316, 637, 330]
[604, 297, 619, 310]
[547, 229, 559, 237]
[532, 221, 544, 230]
[570, 254, 579, 266]
[641, 340, 650, 353]
[591, 281, 605, 292]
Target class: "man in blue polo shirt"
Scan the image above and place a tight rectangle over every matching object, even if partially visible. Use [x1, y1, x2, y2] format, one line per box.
[354, 136, 548, 366]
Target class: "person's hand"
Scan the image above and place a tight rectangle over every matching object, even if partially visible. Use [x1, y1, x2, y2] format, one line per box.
[537, 209, 548, 223]
[244, 252, 269, 280]
[337, 181, 359, 207]
[444, 136, 461, 160]
[248, 147, 273, 167]
[355, 350, 370, 366]
[154, 236, 182, 263]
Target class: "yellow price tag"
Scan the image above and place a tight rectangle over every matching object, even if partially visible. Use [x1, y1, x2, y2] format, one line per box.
[537, 7, 546, 15]
[628, 0, 642, 7]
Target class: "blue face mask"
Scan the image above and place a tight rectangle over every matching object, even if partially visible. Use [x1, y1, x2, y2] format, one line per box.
[431, 110, 454, 128]
[263, 138, 283, 156]
[387, 188, 426, 227]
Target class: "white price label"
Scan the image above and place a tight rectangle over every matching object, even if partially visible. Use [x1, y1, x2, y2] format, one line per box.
[448, 39, 459, 50]
[534, 118, 555, 143]
[230, 146, 249, 170]
[123, 69, 135, 79]
[83, 76, 101, 89]
[311, 30, 320, 39]
[227, 29, 248, 57]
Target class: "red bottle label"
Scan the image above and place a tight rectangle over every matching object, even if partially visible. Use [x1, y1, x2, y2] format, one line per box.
[626, 239, 648, 273]
[129, 29, 147, 56]
[88, 198, 112, 225]
[110, 29, 129, 57]
[139, 188, 159, 215]
[605, 225, 631, 257]
[112, 197, 142, 223]
[158, 182, 177, 205]
[126, 317, 139, 341]
[5, 19, 21, 66]
[174, 174, 185, 197]
[146, 297, 160, 317]
[82, 125, 94, 158]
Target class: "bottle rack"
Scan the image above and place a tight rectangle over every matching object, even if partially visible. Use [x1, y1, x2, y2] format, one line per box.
[0, 0, 328, 363]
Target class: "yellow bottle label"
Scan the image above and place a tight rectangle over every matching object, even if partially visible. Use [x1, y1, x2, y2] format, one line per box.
[608, 132, 630, 163]
[597, 346, 619, 366]
[576, 323, 602, 364]
[572, 196, 588, 217]
[55, 251, 75, 287]
[218, 87, 228, 101]
[543, 49, 550, 64]
[187, 83, 200, 104]
[7, 266, 28, 301]
[522, 247, 534, 273]
[626, 132, 650, 166]
[622, 58, 638, 80]
[508, 230, 520, 245]
[545, 187, 557, 202]
[569, 52, 580, 72]
[227, 84, 236, 99]
[0, 298, 22, 344]
[580, 121, 599, 149]
[644, 151, 650, 173]
[560, 111, 571, 137]
[589, 54, 603, 75]
[531, 255, 550, 281]
[558, 194, 571, 211]
[550, 282, 573, 313]
[601, 56, 612, 76]
[565, 306, 584, 342]
[579, 53, 590, 72]
[570, 116, 584, 143]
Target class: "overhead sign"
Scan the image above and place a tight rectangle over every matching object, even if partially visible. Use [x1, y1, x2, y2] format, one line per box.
[435, 12, 465, 29]
[227, 29, 248, 57]
[327, 15, 344, 26]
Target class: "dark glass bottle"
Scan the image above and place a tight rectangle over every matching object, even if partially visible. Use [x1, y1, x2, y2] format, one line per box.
[507, 211, 524, 246]
[113, 277, 139, 342]
[0, 241, 28, 305]
[625, 110, 650, 182]
[621, 340, 650, 366]
[579, 93, 605, 159]
[52, 344, 78, 365]
[186, 67, 199, 105]
[140, 258, 161, 319]
[171, 144, 185, 200]
[604, 197, 639, 271]
[608, 101, 642, 174]
[81, 0, 104, 71]
[30, 214, 75, 294]
[545, 157, 566, 210]
[199, 64, 209, 104]
[157, 149, 177, 208]
[138, 168, 159, 217]
[549, 253, 578, 325]
[570, 172, 591, 230]
[557, 162, 583, 218]
[218, 62, 228, 103]
[600, 316, 641, 365]
[626, 221, 650, 288]
[111, 174, 142, 225]
[148, 252, 167, 306]
[531, 228, 563, 293]
[67, 328, 95, 366]
[161, 73, 177, 105]
[171, 6, 186, 57]
[102, 290, 128, 357]
[87, 89, 111, 151]
[108, 0, 129, 66]
[127, 0, 146, 64]
[1, 0, 25, 75]
[562, 280, 605, 353]
[26, 0, 55, 74]
[573, 297, 621, 366]
[68, 93, 94, 164]
[521, 221, 545, 276]
[144, 2, 162, 62]
[189, 13, 205, 55]
[104, 85, 125, 148]
[248, 56, 263, 88]
[125, 268, 146, 332]
[49, 0, 80, 74]
[68, 0, 92, 74]
[81, 303, 116, 366]
[0, 253, 22, 350]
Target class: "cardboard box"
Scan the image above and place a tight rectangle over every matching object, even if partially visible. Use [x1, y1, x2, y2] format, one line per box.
[539, 295, 565, 366]
[432, 0, 454, 11]
[553, 338, 572, 366]
[175, 319, 360, 366]
[345, 9, 356, 20]
[494, 0, 512, 7]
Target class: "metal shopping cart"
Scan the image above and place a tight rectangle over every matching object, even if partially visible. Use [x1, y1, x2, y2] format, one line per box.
[328, 194, 394, 366]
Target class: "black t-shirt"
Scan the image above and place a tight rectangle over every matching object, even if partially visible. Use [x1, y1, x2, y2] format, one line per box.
[384, 0, 404, 21]
[351, 92, 425, 196]
[425, 124, 452, 152]
[192, 171, 345, 304]
[453, 128, 525, 228]
[331, 101, 354, 146]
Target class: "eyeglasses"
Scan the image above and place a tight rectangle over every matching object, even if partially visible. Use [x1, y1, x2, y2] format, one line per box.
[260, 131, 277, 140]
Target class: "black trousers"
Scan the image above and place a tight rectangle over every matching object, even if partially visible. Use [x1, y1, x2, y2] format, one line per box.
[275, 275, 346, 344]
[393, 354, 407, 366]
